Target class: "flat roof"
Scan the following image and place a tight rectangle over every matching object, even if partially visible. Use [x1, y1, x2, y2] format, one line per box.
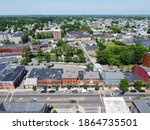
[28, 68, 63, 80]
[103, 97, 130, 113]
[133, 99, 150, 113]
[84, 71, 102, 80]
[0, 44, 27, 50]
[0, 102, 46, 113]
[2, 66, 25, 82]
[103, 71, 125, 80]
[0, 63, 7, 72]
[24, 78, 37, 86]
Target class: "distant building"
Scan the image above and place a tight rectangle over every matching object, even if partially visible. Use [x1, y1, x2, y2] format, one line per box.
[0, 102, 48, 113]
[142, 52, 150, 68]
[52, 28, 62, 40]
[0, 44, 27, 54]
[1, 66, 27, 89]
[134, 65, 150, 82]
[131, 99, 150, 113]
[0, 32, 23, 44]
[103, 97, 130, 113]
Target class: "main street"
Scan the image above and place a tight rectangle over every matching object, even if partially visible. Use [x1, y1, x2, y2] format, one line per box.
[1, 90, 150, 113]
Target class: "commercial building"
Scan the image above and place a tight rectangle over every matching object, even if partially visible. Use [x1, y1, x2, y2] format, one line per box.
[142, 52, 150, 67]
[62, 69, 78, 87]
[0, 44, 27, 54]
[0, 63, 11, 74]
[0, 102, 48, 113]
[0, 32, 23, 44]
[1, 66, 27, 89]
[134, 65, 150, 82]
[83, 71, 103, 86]
[131, 99, 150, 113]
[102, 71, 125, 86]
[28, 68, 63, 88]
[103, 97, 130, 113]
[24, 78, 37, 89]
[52, 28, 62, 40]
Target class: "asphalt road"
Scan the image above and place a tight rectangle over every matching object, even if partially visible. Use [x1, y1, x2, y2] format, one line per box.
[1, 91, 150, 113]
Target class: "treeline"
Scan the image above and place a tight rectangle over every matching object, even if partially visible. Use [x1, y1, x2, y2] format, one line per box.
[96, 40, 148, 66]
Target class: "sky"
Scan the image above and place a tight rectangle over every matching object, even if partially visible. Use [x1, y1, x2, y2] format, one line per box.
[0, 0, 150, 15]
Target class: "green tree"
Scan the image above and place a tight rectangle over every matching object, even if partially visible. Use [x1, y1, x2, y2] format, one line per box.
[83, 84, 88, 90]
[94, 83, 100, 91]
[119, 79, 129, 92]
[32, 86, 37, 91]
[22, 46, 31, 63]
[67, 85, 71, 90]
[22, 31, 29, 43]
[134, 80, 143, 90]
[52, 109, 58, 113]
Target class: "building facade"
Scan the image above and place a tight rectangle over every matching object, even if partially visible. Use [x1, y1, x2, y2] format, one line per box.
[134, 65, 150, 82]
[142, 53, 150, 67]
[1, 66, 27, 89]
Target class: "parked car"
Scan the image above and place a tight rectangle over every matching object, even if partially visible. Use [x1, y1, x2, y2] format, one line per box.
[69, 100, 77, 103]
[72, 90, 78, 93]
[49, 90, 56, 93]
[138, 90, 145, 93]
[41, 90, 47, 93]
[130, 90, 137, 93]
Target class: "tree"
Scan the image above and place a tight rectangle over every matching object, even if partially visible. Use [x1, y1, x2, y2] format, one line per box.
[94, 83, 100, 91]
[83, 84, 88, 90]
[145, 82, 150, 89]
[22, 31, 29, 43]
[22, 46, 31, 62]
[32, 86, 37, 91]
[67, 85, 71, 90]
[119, 79, 129, 92]
[20, 58, 28, 65]
[52, 109, 58, 113]
[134, 80, 143, 90]
[86, 63, 94, 71]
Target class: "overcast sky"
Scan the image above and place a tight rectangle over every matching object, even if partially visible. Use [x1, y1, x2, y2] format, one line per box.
[0, 0, 150, 15]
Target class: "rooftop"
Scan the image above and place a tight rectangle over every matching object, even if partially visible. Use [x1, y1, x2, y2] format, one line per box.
[103, 71, 125, 80]
[133, 99, 150, 113]
[0, 102, 47, 113]
[103, 97, 130, 113]
[28, 68, 63, 80]
[0, 44, 27, 50]
[0, 63, 7, 72]
[2, 66, 25, 82]
[140, 65, 150, 72]
[84, 71, 102, 80]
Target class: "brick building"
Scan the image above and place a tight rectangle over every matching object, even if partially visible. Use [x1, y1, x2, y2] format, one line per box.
[0, 44, 27, 54]
[28, 68, 63, 88]
[1, 66, 27, 89]
[134, 65, 150, 82]
[142, 52, 150, 68]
